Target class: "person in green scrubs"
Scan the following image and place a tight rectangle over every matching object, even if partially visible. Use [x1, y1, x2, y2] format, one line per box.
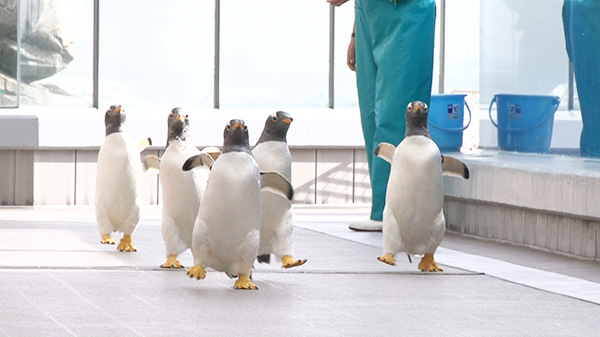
[563, 0, 600, 158]
[328, 0, 436, 231]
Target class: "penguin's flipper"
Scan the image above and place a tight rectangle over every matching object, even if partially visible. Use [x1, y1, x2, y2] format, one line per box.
[441, 155, 470, 179]
[201, 146, 222, 162]
[137, 136, 152, 152]
[160, 254, 184, 268]
[374, 142, 396, 164]
[116, 234, 137, 252]
[182, 153, 215, 171]
[418, 253, 443, 272]
[281, 255, 307, 269]
[187, 265, 206, 280]
[377, 253, 396, 266]
[260, 171, 294, 200]
[234, 275, 258, 290]
[142, 155, 161, 171]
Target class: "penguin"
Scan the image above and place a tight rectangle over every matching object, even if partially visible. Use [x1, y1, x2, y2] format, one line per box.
[143, 108, 214, 268]
[374, 101, 469, 272]
[184, 119, 293, 290]
[252, 111, 306, 268]
[95, 105, 150, 252]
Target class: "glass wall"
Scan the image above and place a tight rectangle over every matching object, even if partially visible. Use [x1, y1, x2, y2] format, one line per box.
[479, 0, 570, 108]
[99, 0, 214, 110]
[220, 0, 329, 109]
[2, 0, 598, 155]
[4, 0, 582, 110]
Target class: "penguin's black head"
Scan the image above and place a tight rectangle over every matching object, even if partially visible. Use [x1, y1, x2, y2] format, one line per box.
[256, 111, 293, 145]
[167, 107, 189, 146]
[223, 119, 251, 154]
[405, 101, 430, 138]
[105, 105, 125, 136]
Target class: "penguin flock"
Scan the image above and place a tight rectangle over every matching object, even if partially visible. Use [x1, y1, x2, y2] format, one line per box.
[96, 105, 307, 290]
[94, 101, 469, 290]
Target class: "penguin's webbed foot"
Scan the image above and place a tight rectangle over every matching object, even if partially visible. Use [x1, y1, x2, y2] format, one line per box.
[187, 265, 206, 280]
[160, 255, 183, 268]
[234, 275, 258, 290]
[418, 253, 443, 272]
[100, 234, 115, 245]
[377, 253, 396, 266]
[281, 255, 307, 269]
[117, 234, 137, 252]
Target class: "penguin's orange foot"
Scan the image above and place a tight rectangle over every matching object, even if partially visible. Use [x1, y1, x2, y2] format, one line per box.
[117, 234, 137, 252]
[187, 265, 206, 280]
[281, 255, 307, 269]
[377, 253, 396, 266]
[100, 234, 115, 245]
[234, 275, 258, 290]
[160, 255, 183, 268]
[418, 253, 443, 272]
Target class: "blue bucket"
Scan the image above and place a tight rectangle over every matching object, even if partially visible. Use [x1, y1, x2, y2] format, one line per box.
[428, 94, 472, 152]
[489, 94, 560, 153]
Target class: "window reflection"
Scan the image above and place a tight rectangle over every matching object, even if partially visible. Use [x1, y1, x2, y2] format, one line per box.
[0, 0, 18, 107]
[19, 0, 93, 108]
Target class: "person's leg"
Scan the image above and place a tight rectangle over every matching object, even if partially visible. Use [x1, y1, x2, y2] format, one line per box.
[368, 0, 436, 218]
[563, 0, 600, 157]
[351, 0, 382, 231]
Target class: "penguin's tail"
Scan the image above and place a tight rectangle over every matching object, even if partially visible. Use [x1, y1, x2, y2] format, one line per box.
[257, 254, 271, 264]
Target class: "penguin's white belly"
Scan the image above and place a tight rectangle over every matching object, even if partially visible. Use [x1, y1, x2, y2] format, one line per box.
[384, 136, 445, 255]
[194, 152, 261, 274]
[252, 141, 293, 257]
[252, 141, 291, 180]
[160, 140, 207, 251]
[95, 133, 141, 233]
[258, 191, 293, 256]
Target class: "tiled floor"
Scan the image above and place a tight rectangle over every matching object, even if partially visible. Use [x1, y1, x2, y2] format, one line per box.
[0, 206, 599, 336]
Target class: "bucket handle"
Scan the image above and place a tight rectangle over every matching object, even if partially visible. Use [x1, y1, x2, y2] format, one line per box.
[488, 96, 559, 133]
[428, 101, 472, 132]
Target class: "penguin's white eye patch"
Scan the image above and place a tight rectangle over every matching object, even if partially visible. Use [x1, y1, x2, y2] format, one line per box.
[226, 125, 231, 130]
[271, 116, 277, 122]
[407, 104, 413, 112]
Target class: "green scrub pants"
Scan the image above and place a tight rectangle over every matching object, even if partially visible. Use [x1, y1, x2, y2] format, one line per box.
[563, 0, 600, 158]
[354, 0, 436, 221]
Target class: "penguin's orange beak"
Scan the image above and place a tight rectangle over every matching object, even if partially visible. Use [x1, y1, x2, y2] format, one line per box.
[282, 118, 293, 124]
[232, 121, 245, 129]
[114, 106, 122, 113]
[413, 102, 428, 114]
[178, 114, 187, 122]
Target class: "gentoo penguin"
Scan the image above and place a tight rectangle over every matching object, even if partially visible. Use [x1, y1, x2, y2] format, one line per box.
[144, 108, 213, 268]
[184, 119, 293, 290]
[375, 101, 469, 272]
[95, 105, 150, 252]
[252, 111, 306, 268]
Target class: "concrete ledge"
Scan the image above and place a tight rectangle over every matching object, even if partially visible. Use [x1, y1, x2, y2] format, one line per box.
[443, 150, 600, 260]
[0, 115, 38, 148]
[444, 150, 600, 220]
